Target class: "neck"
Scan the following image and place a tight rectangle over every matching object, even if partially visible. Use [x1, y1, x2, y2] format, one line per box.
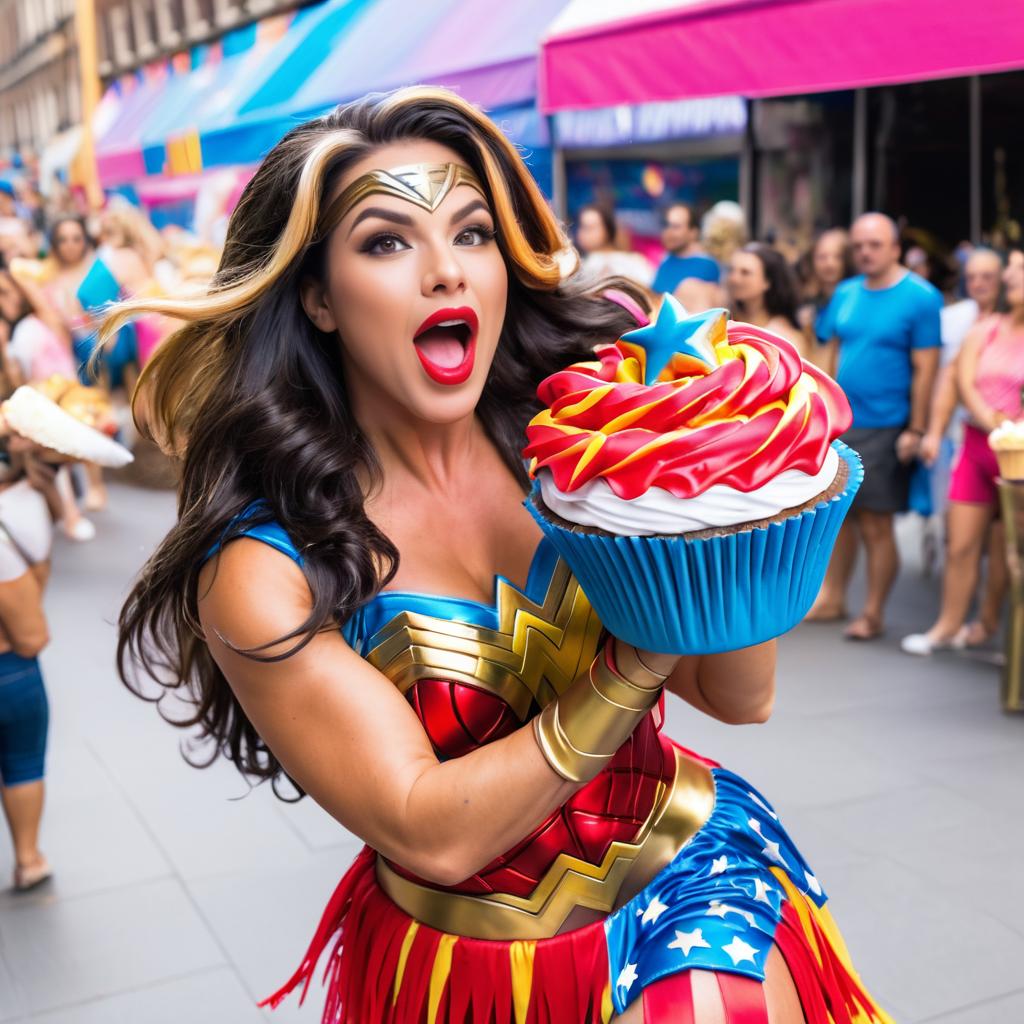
[738, 298, 769, 325]
[349, 372, 486, 500]
[672, 242, 700, 258]
[865, 264, 904, 289]
[1010, 305, 1024, 329]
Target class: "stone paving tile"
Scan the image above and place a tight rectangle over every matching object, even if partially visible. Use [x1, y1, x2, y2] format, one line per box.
[818, 856, 1024, 1023]
[24, 967, 265, 1023]
[0, 742, 171, 904]
[186, 849, 363, 1023]
[0, 878, 224, 1015]
[918, 988, 1024, 1023]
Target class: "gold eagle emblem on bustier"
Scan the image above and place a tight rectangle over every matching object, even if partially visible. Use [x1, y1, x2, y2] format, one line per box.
[363, 560, 603, 720]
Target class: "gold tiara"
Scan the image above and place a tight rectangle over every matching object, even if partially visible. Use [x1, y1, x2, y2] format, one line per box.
[317, 163, 486, 240]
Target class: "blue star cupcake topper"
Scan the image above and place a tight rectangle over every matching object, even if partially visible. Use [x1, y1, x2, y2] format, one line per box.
[622, 294, 728, 384]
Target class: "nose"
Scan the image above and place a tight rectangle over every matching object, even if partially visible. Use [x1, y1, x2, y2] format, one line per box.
[421, 240, 467, 297]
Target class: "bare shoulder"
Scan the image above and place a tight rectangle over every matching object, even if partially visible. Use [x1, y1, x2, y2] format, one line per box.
[197, 537, 313, 657]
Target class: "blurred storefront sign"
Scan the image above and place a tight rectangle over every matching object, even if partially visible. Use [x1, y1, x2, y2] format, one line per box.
[554, 95, 746, 149]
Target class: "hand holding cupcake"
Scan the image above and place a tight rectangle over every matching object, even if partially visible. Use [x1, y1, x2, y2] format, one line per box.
[524, 297, 862, 655]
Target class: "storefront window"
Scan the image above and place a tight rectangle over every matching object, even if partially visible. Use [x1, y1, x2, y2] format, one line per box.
[981, 71, 1023, 250]
[753, 92, 853, 263]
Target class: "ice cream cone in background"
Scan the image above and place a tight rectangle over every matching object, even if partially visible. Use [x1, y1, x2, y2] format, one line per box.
[990, 420, 1024, 481]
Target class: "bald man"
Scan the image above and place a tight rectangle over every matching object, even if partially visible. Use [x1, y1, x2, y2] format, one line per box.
[810, 213, 942, 639]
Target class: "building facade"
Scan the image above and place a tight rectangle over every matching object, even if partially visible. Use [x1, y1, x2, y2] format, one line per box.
[0, 0, 304, 158]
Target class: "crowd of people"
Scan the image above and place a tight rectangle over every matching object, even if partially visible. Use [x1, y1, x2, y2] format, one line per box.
[573, 198, 1024, 653]
[0, 152, 1020, 903]
[0, 173, 219, 892]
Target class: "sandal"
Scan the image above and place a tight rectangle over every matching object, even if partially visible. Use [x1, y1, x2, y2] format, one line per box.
[13, 857, 52, 892]
[954, 622, 997, 649]
[844, 616, 885, 641]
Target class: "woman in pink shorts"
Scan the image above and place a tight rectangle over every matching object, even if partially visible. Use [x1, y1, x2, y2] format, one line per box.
[903, 251, 1024, 655]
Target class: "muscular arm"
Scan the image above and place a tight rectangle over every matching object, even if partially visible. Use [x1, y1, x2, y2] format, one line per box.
[663, 640, 776, 725]
[198, 539, 580, 886]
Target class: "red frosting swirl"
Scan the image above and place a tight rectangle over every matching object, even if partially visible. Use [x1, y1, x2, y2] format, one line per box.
[524, 317, 852, 500]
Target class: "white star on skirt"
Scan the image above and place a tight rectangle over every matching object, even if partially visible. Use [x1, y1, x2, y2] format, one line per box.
[616, 963, 640, 991]
[640, 896, 669, 925]
[722, 936, 760, 966]
[667, 928, 711, 956]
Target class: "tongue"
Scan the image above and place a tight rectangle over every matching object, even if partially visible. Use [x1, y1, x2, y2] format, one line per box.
[414, 328, 466, 368]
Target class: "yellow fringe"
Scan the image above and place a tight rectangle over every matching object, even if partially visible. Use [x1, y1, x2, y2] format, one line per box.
[601, 981, 614, 1022]
[509, 940, 537, 1024]
[427, 934, 459, 1024]
[770, 868, 896, 1024]
[392, 921, 420, 1007]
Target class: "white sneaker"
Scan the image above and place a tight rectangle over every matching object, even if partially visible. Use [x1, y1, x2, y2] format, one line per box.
[900, 632, 965, 656]
[61, 517, 96, 542]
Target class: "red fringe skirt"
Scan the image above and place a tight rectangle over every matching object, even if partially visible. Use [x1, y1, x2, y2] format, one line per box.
[259, 846, 892, 1024]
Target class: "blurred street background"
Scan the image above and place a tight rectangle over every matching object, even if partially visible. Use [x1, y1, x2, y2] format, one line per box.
[2, 0, 1024, 1021]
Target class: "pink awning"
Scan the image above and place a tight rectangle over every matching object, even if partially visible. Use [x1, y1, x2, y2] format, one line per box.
[540, 0, 1024, 112]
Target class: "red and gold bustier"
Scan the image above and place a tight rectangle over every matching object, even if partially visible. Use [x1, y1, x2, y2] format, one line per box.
[347, 547, 715, 939]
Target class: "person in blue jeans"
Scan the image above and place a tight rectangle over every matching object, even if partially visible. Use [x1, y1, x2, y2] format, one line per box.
[0, 440, 55, 891]
[810, 213, 941, 639]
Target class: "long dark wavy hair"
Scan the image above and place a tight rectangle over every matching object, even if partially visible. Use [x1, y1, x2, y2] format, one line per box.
[104, 87, 650, 796]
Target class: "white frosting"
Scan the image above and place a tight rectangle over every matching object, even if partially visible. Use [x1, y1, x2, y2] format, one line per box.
[538, 447, 840, 536]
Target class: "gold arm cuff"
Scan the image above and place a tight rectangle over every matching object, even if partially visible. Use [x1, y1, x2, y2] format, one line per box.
[375, 746, 716, 940]
[613, 641, 670, 690]
[533, 647, 662, 783]
[532, 702, 607, 783]
[590, 650, 661, 712]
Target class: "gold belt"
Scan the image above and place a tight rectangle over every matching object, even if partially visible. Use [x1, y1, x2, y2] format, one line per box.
[376, 747, 716, 940]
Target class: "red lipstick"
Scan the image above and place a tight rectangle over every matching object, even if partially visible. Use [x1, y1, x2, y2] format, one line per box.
[412, 307, 479, 386]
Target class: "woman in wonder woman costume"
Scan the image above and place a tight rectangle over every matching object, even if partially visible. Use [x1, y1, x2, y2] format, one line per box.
[109, 88, 890, 1023]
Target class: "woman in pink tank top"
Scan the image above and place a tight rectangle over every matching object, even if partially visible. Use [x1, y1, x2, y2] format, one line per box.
[903, 250, 1024, 655]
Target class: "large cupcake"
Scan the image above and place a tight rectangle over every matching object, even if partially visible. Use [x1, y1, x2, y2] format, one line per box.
[523, 298, 861, 655]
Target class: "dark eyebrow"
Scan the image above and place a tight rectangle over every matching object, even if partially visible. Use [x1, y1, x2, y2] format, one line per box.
[346, 197, 491, 239]
[449, 198, 490, 224]
[346, 206, 416, 237]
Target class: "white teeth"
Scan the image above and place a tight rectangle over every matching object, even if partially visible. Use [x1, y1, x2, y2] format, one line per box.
[436, 319, 467, 327]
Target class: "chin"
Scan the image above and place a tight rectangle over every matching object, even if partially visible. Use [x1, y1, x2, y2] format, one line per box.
[403, 380, 487, 426]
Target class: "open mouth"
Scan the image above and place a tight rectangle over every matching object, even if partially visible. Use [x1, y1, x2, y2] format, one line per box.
[413, 307, 479, 386]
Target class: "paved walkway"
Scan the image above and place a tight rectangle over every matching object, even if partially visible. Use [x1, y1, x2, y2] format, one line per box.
[0, 484, 1021, 1023]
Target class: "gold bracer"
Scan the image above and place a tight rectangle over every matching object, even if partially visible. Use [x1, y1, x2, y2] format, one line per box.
[533, 642, 665, 783]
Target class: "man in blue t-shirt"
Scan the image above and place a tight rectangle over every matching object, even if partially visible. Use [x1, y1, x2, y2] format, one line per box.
[651, 202, 720, 295]
[810, 213, 941, 640]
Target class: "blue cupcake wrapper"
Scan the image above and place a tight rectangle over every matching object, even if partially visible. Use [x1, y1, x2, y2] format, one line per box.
[526, 441, 863, 655]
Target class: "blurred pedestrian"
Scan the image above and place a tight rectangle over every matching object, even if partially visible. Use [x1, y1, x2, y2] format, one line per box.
[651, 202, 719, 294]
[0, 435, 55, 892]
[808, 213, 942, 639]
[0, 261, 94, 542]
[727, 242, 807, 355]
[0, 261, 75, 383]
[904, 245, 933, 282]
[902, 250, 1024, 655]
[796, 229, 854, 361]
[574, 203, 653, 287]
[675, 200, 745, 312]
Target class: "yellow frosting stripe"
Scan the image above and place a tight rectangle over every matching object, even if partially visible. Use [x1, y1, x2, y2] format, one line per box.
[392, 920, 420, 1006]
[509, 939, 537, 1024]
[426, 933, 459, 1024]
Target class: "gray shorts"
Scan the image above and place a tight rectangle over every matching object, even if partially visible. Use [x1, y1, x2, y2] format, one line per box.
[840, 426, 911, 514]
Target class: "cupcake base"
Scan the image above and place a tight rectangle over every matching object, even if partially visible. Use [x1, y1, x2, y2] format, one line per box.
[526, 442, 863, 655]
